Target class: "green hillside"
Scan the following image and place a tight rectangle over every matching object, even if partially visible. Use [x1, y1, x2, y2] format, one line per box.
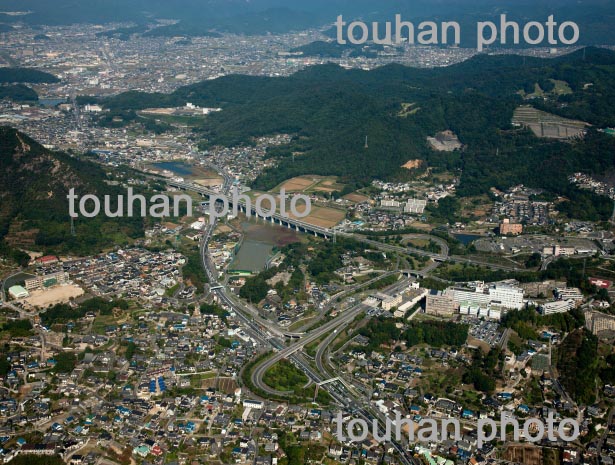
[0, 127, 143, 263]
[100, 48, 615, 220]
[0, 68, 59, 84]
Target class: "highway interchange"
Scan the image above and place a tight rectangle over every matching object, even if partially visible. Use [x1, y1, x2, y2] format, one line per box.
[164, 158, 573, 464]
[189, 168, 458, 464]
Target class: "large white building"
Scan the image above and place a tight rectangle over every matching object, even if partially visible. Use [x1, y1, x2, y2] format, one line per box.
[24, 271, 69, 291]
[540, 300, 575, 315]
[404, 198, 427, 214]
[380, 199, 401, 209]
[488, 284, 525, 310]
[555, 287, 584, 303]
[449, 283, 524, 310]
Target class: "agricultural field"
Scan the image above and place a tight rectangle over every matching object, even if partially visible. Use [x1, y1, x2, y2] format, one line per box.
[271, 175, 345, 195]
[343, 192, 370, 204]
[246, 190, 346, 228]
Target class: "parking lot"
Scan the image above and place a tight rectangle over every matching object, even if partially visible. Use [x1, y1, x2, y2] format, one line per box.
[464, 317, 504, 347]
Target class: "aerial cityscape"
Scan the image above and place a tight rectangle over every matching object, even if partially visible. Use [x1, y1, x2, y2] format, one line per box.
[0, 1, 615, 465]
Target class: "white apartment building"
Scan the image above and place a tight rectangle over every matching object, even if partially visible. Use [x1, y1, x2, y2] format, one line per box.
[555, 287, 584, 302]
[404, 198, 427, 214]
[488, 284, 525, 310]
[540, 300, 575, 315]
[380, 199, 401, 208]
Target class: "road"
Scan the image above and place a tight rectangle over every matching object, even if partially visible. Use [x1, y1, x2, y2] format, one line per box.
[250, 302, 368, 396]
[346, 234, 448, 261]
[597, 406, 615, 457]
[195, 166, 420, 465]
[173, 176, 528, 279]
[291, 270, 398, 334]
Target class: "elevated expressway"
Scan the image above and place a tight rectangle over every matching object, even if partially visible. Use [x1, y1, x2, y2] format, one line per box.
[192, 172, 420, 464]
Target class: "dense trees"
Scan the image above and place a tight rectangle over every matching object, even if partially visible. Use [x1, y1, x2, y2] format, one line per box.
[428, 197, 461, 225]
[0, 68, 59, 84]
[1, 319, 33, 337]
[101, 48, 615, 218]
[502, 306, 585, 336]
[0, 241, 30, 266]
[557, 329, 598, 404]
[0, 128, 144, 261]
[463, 349, 502, 393]
[239, 266, 278, 303]
[263, 359, 308, 393]
[182, 249, 208, 290]
[360, 317, 468, 352]
[53, 352, 77, 373]
[41, 297, 128, 325]
[200, 303, 228, 321]
[0, 84, 38, 102]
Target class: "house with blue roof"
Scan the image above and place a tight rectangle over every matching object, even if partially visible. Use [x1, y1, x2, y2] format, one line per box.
[517, 404, 530, 414]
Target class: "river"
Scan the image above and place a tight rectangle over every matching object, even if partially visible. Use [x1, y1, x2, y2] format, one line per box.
[151, 161, 194, 177]
[453, 233, 482, 245]
[229, 220, 300, 273]
[38, 98, 66, 106]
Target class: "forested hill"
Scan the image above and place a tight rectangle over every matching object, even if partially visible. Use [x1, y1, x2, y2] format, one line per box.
[100, 48, 615, 219]
[0, 68, 59, 84]
[0, 127, 142, 263]
[0, 68, 59, 103]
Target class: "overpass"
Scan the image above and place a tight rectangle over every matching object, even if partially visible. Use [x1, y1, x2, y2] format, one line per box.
[168, 181, 333, 238]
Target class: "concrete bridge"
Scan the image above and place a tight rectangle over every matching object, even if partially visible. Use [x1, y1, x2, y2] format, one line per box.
[167, 181, 333, 239]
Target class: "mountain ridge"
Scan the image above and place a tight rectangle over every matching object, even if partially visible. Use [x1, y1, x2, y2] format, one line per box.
[0, 127, 143, 261]
[96, 48, 615, 221]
